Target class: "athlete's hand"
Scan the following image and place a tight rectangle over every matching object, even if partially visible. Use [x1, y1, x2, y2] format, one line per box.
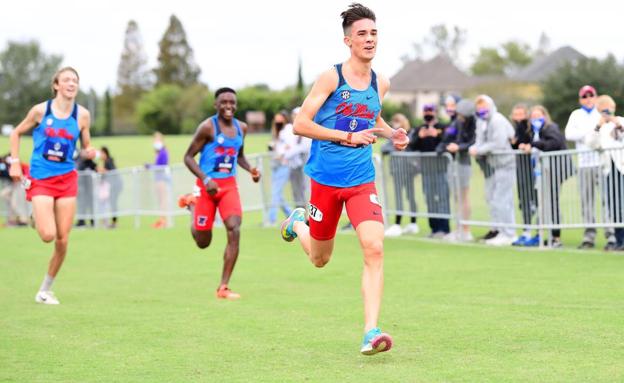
[251, 167, 261, 183]
[82, 147, 97, 160]
[205, 180, 219, 196]
[9, 162, 23, 182]
[344, 127, 383, 146]
[391, 128, 409, 150]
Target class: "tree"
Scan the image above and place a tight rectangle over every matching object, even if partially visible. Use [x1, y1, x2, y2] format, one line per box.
[470, 47, 506, 76]
[115, 20, 151, 117]
[0, 41, 62, 125]
[294, 56, 305, 105]
[470, 40, 533, 76]
[542, 55, 624, 127]
[404, 24, 466, 63]
[535, 32, 551, 57]
[154, 15, 201, 87]
[104, 89, 113, 136]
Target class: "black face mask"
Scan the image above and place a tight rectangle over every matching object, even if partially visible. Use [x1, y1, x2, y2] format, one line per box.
[513, 119, 528, 128]
[275, 122, 285, 130]
[424, 115, 435, 122]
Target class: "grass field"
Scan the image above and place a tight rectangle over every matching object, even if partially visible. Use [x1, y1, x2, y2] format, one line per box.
[1, 221, 624, 382]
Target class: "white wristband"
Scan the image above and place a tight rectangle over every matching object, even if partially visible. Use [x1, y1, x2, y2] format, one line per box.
[7, 156, 20, 164]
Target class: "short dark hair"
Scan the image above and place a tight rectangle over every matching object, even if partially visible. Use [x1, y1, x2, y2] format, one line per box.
[215, 87, 236, 99]
[340, 3, 376, 35]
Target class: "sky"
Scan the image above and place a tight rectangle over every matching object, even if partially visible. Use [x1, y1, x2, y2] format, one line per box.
[1, 0, 623, 94]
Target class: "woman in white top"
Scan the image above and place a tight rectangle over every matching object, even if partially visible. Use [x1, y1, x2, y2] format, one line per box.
[267, 111, 293, 225]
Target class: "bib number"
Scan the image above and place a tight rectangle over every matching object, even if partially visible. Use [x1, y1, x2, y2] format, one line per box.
[214, 154, 234, 173]
[335, 117, 369, 148]
[43, 139, 69, 162]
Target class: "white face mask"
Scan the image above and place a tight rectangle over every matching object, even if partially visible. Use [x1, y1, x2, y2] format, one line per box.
[153, 142, 164, 150]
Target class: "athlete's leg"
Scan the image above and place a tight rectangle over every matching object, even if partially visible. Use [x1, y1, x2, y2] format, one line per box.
[188, 188, 217, 249]
[48, 197, 76, 278]
[31, 195, 57, 242]
[355, 221, 385, 331]
[219, 215, 241, 286]
[292, 220, 335, 268]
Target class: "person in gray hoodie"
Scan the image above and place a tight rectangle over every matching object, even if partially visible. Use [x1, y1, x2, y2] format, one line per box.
[469, 95, 517, 245]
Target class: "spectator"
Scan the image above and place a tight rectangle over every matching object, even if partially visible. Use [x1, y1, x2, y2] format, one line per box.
[469, 95, 516, 246]
[383, 113, 419, 237]
[286, 107, 311, 208]
[565, 85, 616, 250]
[509, 103, 538, 244]
[266, 111, 293, 226]
[75, 154, 97, 227]
[437, 99, 476, 241]
[98, 146, 123, 228]
[585, 95, 624, 250]
[516, 105, 567, 248]
[0, 154, 29, 226]
[444, 94, 460, 123]
[413, 104, 450, 238]
[151, 131, 170, 229]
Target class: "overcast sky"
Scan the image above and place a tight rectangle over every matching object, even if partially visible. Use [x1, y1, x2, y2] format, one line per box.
[1, 0, 623, 94]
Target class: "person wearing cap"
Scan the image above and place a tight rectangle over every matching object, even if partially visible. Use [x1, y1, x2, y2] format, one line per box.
[413, 103, 450, 238]
[469, 95, 517, 246]
[437, 98, 476, 241]
[565, 85, 616, 250]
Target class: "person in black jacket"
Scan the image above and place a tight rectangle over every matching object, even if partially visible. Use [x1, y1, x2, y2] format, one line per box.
[516, 105, 567, 247]
[414, 104, 449, 237]
[436, 99, 476, 241]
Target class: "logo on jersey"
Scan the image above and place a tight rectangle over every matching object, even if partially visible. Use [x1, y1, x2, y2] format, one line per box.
[217, 135, 225, 144]
[308, 203, 323, 222]
[369, 194, 381, 206]
[46, 118, 53, 126]
[349, 119, 358, 131]
[336, 102, 375, 119]
[197, 215, 208, 227]
[54, 142, 61, 151]
[341, 90, 351, 100]
[44, 127, 75, 140]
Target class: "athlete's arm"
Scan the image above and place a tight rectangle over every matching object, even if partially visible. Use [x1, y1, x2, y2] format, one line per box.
[294, 68, 381, 146]
[8, 104, 44, 180]
[78, 106, 96, 159]
[236, 122, 261, 183]
[374, 74, 409, 150]
[184, 118, 213, 183]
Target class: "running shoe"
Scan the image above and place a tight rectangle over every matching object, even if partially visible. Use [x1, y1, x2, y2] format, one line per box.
[280, 207, 306, 242]
[384, 224, 402, 237]
[360, 327, 393, 355]
[512, 235, 530, 246]
[35, 290, 60, 305]
[178, 193, 197, 209]
[524, 234, 540, 247]
[216, 285, 241, 300]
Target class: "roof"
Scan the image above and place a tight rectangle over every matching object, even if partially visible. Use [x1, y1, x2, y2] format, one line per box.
[512, 46, 586, 82]
[390, 54, 474, 92]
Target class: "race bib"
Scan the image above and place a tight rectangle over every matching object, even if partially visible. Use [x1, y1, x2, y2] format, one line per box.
[43, 139, 69, 162]
[214, 154, 234, 173]
[335, 117, 369, 148]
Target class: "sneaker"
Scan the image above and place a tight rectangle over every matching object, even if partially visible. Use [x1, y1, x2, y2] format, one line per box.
[360, 327, 393, 356]
[480, 230, 499, 241]
[485, 234, 515, 246]
[340, 223, 353, 231]
[216, 285, 241, 300]
[442, 231, 458, 242]
[604, 242, 617, 252]
[512, 235, 531, 247]
[460, 231, 474, 242]
[401, 223, 420, 235]
[280, 207, 306, 242]
[178, 193, 197, 209]
[524, 234, 540, 247]
[430, 231, 447, 239]
[384, 224, 402, 237]
[152, 218, 167, 229]
[550, 238, 563, 248]
[577, 241, 595, 249]
[35, 290, 60, 305]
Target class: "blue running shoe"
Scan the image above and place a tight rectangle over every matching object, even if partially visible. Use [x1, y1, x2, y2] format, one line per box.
[360, 327, 393, 355]
[525, 234, 540, 247]
[512, 235, 530, 246]
[280, 208, 306, 242]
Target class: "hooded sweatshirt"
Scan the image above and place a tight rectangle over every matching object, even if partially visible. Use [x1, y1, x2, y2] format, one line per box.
[473, 95, 515, 168]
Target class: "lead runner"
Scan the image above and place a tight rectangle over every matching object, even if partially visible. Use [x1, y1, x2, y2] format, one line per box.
[280, 3, 409, 355]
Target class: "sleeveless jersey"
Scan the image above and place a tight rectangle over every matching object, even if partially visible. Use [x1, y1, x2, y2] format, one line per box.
[30, 100, 80, 180]
[304, 63, 381, 187]
[198, 115, 244, 179]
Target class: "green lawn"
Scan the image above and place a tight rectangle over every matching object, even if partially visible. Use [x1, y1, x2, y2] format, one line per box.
[1, 222, 623, 382]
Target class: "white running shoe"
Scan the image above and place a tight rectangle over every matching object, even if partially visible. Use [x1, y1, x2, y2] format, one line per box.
[460, 231, 474, 242]
[443, 231, 458, 242]
[401, 223, 420, 235]
[384, 224, 402, 237]
[485, 234, 515, 246]
[35, 290, 60, 305]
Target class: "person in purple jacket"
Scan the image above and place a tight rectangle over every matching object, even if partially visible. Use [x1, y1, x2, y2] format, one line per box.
[152, 131, 170, 228]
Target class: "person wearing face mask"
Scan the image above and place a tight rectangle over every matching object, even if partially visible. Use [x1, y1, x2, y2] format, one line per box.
[516, 105, 567, 247]
[444, 94, 460, 123]
[585, 95, 624, 251]
[382, 113, 419, 237]
[437, 99, 476, 242]
[150, 131, 170, 229]
[565, 85, 616, 250]
[413, 104, 450, 238]
[469, 95, 516, 246]
[266, 111, 293, 226]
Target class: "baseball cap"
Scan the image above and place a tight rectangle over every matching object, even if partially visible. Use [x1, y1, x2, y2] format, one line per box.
[578, 85, 596, 97]
[423, 103, 436, 112]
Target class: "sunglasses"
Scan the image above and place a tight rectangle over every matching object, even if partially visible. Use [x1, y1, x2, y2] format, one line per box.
[581, 93, 596, 99]
[601, 109, 613, 115]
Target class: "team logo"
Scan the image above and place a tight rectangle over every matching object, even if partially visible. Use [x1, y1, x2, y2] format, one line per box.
[369, 194, 381, 206]
[54, 142, 61, 151]
[217, 136, 225, 144]
[224, 155, 231, 163]
[341, 90, 351, 100]
[46, 118, 53, 126]
[308, 203, 323, 222]
[197, 215, 208, 227]
[349, 119, 358, 131]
